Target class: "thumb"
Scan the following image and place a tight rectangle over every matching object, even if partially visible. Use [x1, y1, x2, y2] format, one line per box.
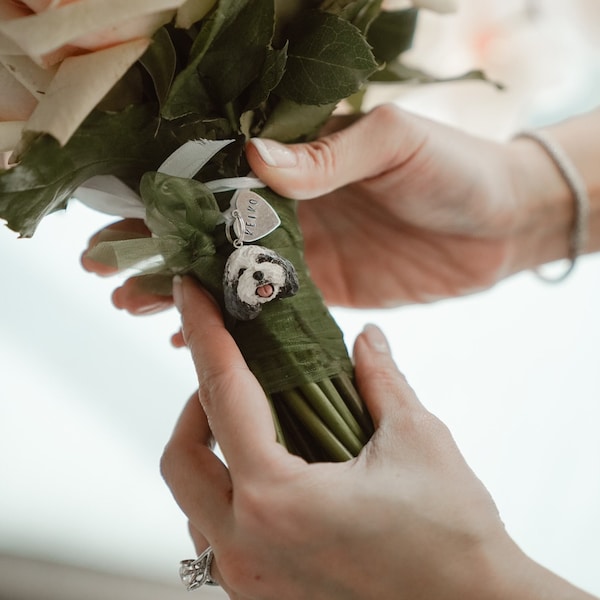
[352, 324, 425, 428]
[172, 276, 278, 472]
[246, 104, 415, 199]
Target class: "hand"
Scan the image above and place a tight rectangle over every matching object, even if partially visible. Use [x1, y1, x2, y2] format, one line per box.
[246, 104, 528, 307]
[82, 105, 530, 312]
[160, 276, 571, 600]
[82, 103, 588, 313]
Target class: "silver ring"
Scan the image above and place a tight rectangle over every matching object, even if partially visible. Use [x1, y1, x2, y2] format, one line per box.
[179, 546, 219, 590]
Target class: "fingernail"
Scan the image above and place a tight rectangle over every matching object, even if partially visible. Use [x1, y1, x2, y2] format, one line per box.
[172, 275, 183, 313]
[362, 324, 391, 354]
[249, 138, 297, 168]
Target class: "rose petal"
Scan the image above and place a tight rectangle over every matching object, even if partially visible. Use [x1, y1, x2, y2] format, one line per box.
[175, 0, 217, 29]
[0, 0, 30, 19]
[20, 0, 80, 11]
[71, 13, 176, 51]
[0, 55, 56, 98]
[0, 121, 26, 153]
[0, 0, 186, 58]
[24, 38, 150, 146]
[0, 63, 37, 121]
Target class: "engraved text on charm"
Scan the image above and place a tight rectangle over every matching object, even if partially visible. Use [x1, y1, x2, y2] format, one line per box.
[226, 190, 281, 247]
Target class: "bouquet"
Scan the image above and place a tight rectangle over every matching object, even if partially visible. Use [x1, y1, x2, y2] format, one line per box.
[0, 0, 473, 462]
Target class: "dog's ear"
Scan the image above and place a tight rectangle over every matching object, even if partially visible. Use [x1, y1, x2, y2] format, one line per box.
[257, 251, 299, 300]
[276, 256, 300, 299]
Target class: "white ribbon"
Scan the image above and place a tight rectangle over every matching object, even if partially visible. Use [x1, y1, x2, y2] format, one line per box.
[205, 176, 265, 194]
[74, 138, 266, 220]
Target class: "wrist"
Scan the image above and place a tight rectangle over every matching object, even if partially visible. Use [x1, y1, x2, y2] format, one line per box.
[505, 110, 600, 274]
[469, 534, 598, 600]
[505, 136, 577, 273]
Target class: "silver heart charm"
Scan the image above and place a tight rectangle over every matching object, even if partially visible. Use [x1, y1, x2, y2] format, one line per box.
[229, 190, 281, 244]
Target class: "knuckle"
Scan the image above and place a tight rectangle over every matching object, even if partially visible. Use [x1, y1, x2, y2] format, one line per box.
[159, 441, 176, 484]
[369, 102, 404, 129]
[369, 361, 406, 394]
[235, 475, 302, 539]
[217, 546, 267, 596]
[237, 481, 277, 532]
[197, 365, 246, 410]
[305, 137, 339, 174]
[299, 135, 346, 194]
[419, 410, 452, 440]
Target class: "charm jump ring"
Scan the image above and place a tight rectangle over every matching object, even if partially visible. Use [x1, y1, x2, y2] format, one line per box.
[226, 209, 246, 249]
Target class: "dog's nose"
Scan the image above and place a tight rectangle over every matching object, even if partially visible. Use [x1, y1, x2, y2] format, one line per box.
[253, 271, 264, 281]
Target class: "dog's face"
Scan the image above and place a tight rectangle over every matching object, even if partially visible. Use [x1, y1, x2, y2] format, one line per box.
[223, 245, 299, 320]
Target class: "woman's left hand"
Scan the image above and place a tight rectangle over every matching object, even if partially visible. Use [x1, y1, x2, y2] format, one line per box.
[160, 276, 528, 600]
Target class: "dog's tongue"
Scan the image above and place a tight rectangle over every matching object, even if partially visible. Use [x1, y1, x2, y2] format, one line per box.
[257, 284, 274, 298]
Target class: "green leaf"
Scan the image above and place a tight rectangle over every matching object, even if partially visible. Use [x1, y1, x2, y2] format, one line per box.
[370, 62, 505, 89]
[352, 0, 384, 34]
[197, 0, 275, 106]
[260, 99, 337, 142]
[139, 26, 177, 108]
[162, 0, 255, 119]
[367, 8, 418, 64]
[243, 43, 288, 112]
[0, 106, 178, 237]
[276, 10, 378, 105]
[344, 87, 367, 113]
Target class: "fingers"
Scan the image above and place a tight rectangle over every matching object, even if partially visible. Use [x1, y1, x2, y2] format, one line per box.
[246, 104, 420, 199]
[112, 275, 174, 315]
[187, 522, 225, 588]
[161, 394, 232, 539]
[172, 276, 285, 475]
[82, 219, 176, 316]
[81, 219, 150, 276]
[171, 329, 186, 348]
[352, 324, 424, 428]
[188, 521, 211, 556]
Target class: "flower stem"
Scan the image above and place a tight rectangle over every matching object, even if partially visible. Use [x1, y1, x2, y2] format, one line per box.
[278, 389, 354, 462]
[266, 393, 289, 449]
[275, 399, 324, 463]
[333, 372, 374, 437]
[317, 378, 369, 444]
[299, 382, 364, 456]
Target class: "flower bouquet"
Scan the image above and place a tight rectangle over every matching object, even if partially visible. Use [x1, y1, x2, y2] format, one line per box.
[0, 0, 469, 461]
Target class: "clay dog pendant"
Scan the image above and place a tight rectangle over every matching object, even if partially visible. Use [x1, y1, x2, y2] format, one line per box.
[223, 245, 299, 321]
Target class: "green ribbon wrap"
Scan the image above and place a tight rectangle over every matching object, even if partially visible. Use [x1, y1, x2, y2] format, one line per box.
[88, 173, 353, 396]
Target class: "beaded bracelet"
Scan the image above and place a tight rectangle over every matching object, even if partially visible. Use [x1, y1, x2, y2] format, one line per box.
[514, 129, 589, 282]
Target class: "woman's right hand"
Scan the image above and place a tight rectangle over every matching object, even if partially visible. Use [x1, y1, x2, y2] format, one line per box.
[83, 104, 577, 312]
[246, 104, 545, 307]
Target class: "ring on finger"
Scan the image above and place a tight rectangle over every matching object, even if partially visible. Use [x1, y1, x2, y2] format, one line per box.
[179, 546, 219, 590]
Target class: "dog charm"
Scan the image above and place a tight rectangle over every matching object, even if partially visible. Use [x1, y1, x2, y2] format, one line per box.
[223, 245, 299, 320]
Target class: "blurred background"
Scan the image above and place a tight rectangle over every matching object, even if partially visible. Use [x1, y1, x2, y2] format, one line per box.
[1, 1, 599, 598]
